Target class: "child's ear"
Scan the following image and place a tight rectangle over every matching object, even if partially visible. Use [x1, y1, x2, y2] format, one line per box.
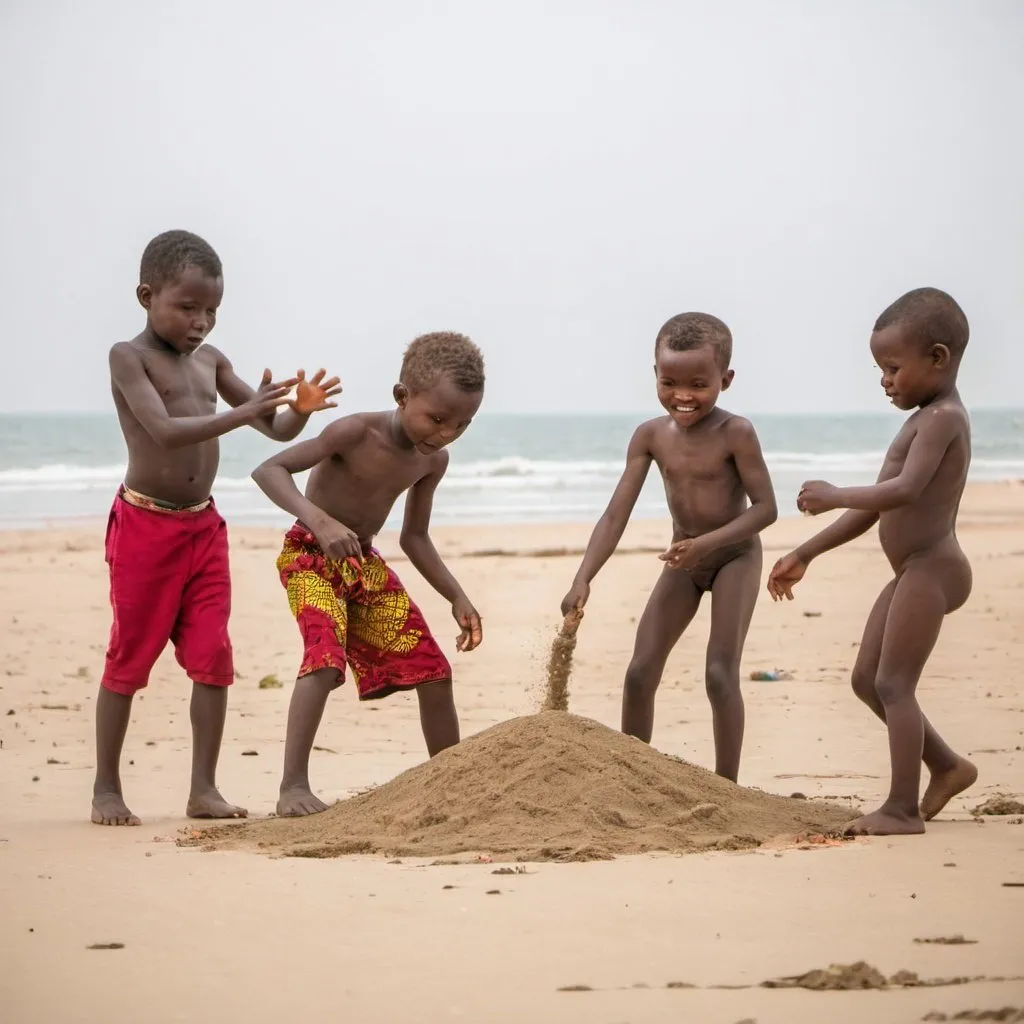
[721, 369, 735, 390]
[393, 383, 409, 408]
[136, 283, 152, 310]
[931, 344, 951, 369]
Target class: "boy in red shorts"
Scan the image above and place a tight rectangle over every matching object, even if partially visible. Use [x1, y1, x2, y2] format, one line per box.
[96, 229, 340, 826]
[252, 332, 485, 816]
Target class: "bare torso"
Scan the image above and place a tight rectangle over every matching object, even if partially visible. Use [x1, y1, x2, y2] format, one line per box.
[648, 409, 754, 562]
[876, 400, 971, 571]
[112, 336, 221, 504]
[303, 411, 443, 545]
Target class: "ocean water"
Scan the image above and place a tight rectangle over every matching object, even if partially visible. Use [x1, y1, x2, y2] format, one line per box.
[0, 409, 1021, 530]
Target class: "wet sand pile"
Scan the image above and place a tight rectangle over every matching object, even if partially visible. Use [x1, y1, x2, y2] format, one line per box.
[192, 713, 852, 861]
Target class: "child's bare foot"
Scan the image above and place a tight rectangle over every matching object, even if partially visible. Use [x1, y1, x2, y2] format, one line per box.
[277, 786, 329, 817]
[920, 757, 978, 821]
[186, 788, 247, 820]
[844, 807, 925, 836]
[91, 792, 141, 826]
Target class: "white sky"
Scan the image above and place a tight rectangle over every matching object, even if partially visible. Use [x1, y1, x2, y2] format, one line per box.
[1, 0, 1021, 415]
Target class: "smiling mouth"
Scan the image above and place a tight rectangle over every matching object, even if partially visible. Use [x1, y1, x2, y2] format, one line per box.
[672, 405, 699, 414]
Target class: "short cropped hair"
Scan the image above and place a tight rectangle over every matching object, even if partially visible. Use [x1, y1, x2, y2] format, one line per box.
[656, 313, 733, 370]
[140, 230, 222, 291]
[873, 288, 969, 358]
[400, 332, 485, 393]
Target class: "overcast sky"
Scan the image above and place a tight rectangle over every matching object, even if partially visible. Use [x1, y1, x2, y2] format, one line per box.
[1, 0, 1021, 416]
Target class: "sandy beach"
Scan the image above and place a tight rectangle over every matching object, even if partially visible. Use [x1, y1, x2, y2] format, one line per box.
[2, 482, 1022, 1023]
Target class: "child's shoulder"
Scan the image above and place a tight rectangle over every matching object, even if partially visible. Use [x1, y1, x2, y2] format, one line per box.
[909, 396, 970, 437]
[632, 414, 672, 437]
[716, 408, 761, 443]
[317, 409, 405, 451]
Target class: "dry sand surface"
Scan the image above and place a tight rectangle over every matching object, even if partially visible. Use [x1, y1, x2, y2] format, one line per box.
[1, 481, 1023, 1023]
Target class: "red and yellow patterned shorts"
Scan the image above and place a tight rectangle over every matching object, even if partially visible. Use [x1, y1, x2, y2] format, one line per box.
[276, 523, 452, 700]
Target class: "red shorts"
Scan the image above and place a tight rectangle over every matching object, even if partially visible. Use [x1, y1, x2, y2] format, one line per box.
[276, 523, 451, 700]
[102, 490, 234, 695]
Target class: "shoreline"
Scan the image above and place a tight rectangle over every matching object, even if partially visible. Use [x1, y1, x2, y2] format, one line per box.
[3, 478, 1022, 552]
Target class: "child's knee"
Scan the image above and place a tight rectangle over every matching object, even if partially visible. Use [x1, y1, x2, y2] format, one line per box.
[301, 667, 343, 693]
[705, 660, 739, 703]
[416, 677, 454, 709]
[873, 674, 911, 707]
[623, 657, 660, 700]
[851, 665, 875, 702]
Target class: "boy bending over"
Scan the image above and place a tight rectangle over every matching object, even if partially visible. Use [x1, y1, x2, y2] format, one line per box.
[562, 314, 777, 780]
[252, 332, 484, 816]
[768, 287, 978, 835]
[98, 230, 340, 825]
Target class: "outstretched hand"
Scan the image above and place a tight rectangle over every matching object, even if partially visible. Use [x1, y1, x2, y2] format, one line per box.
[289, 368, 343, 415]
[246, 369, 301, 418]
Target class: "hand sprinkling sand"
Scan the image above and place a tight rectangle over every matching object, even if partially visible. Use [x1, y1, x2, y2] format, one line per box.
[542, 610, 583, 712]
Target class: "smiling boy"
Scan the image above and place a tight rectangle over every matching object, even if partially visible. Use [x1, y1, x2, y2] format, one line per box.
[562, 313, 777, 780]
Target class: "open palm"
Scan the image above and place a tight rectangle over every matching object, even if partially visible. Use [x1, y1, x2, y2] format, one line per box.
[289, 368, 342, 414]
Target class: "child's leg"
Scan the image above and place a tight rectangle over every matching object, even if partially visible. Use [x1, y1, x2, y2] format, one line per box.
[846, 558, 971, 835]
[174, 515, 245, 819]
[705, 546, 762, 782]
[850, 582, 976, 822]
[94, 499, 185, 825]
[278, 668, 338, 817]
[186, 682, 247, 819]
[416, 679, 460, 756]
[92, 687, 140, 826]
[622, 567, 703, 742]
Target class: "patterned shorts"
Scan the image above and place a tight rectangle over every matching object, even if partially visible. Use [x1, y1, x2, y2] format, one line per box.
[276, 523, 452, 700]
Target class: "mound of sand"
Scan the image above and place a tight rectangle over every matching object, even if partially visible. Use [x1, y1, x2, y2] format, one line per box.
[192, 713, 852, 861]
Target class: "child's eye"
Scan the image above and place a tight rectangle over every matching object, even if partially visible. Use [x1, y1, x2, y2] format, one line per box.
[432, 416, 444, 425]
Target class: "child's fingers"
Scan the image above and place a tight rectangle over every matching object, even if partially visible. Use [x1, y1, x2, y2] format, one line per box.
[309, 368, 325, 383]
[322, 376, 342, 391]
